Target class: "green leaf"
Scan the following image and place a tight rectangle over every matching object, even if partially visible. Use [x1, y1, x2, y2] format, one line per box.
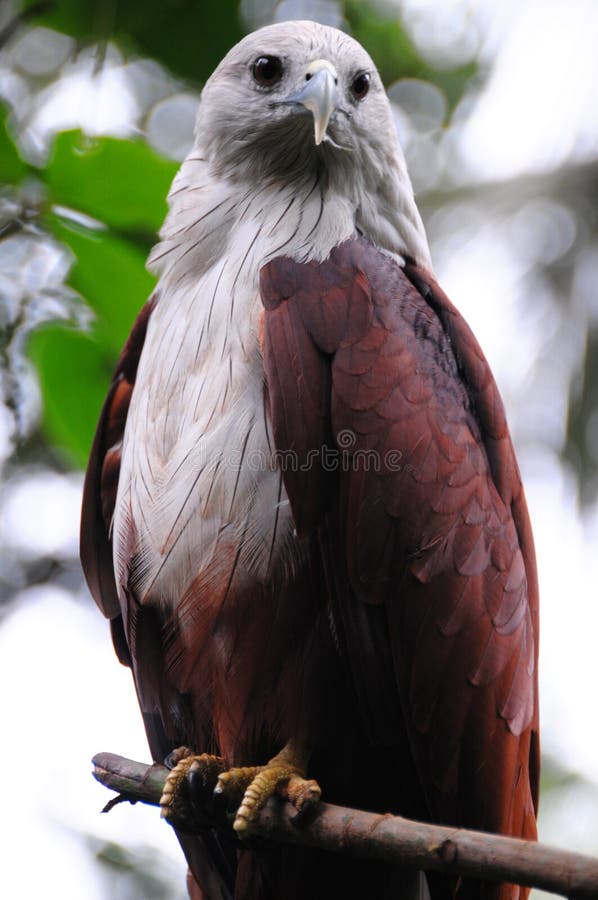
[27, 210, 154, 463]
[112, 0, 244, 84]
[345, 1, 423, 85]
[345, 1, 480, 111]
[20, 0, 94, 40]
[22, 0, 244, 84]
[0, 106, 27, 184]
[44, 131, 177, 234]
[44, 211, 154, 356]
[27, 325, 113, 467]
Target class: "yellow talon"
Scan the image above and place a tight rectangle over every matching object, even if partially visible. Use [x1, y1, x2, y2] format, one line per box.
[158, 741, 320, 837]
[228, 741, 321, 836]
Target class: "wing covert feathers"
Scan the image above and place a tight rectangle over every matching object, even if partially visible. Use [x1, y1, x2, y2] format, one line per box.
[261, 235, 539, 849]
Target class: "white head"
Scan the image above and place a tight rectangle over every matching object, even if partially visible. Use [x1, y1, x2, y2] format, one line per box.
[165, 21, 432, 269]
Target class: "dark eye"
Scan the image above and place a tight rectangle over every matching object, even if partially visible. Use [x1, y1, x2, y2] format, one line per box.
[252, 55, 284, 87]
[351, 71, 371, 100]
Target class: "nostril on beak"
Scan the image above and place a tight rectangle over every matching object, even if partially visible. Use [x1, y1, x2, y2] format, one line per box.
[306, 71, 337, 85]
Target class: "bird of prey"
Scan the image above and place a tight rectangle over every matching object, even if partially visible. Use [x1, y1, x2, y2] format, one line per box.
[81, 19, 540, 900]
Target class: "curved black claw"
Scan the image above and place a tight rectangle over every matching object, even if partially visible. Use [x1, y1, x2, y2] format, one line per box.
[160, 751, 228, 832]
[188, 755, 229, 824]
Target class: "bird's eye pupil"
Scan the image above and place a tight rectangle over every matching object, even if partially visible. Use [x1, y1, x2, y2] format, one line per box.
[351, 71, 371, 100]
[252, 56, 283, 87]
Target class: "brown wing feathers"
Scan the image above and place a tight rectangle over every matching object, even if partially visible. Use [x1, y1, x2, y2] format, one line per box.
[261, 236, 539, 854]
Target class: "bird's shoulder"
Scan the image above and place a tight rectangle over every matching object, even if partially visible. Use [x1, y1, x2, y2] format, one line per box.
[260, 233, 535, 605]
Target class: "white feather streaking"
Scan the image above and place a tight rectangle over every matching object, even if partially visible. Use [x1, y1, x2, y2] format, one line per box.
[111, 21, 432, 612]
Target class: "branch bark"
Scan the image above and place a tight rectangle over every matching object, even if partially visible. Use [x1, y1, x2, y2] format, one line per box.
[92, 751, 598, 898]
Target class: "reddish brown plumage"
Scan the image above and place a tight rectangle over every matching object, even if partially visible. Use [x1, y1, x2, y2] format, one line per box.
[261, 235, 539, 892]
[82, 235, 539, 900]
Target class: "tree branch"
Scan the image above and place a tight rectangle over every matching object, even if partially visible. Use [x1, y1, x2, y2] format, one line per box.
[92, 751, 598, 898]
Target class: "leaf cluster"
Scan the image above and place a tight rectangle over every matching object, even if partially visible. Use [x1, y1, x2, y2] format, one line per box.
[1, 121, 177, 464]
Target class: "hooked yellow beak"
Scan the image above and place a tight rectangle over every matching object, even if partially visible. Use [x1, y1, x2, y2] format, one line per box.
[286, 59, 338, 146]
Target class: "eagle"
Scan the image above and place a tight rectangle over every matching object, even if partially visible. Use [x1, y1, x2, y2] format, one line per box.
[81, 19, 540, 900]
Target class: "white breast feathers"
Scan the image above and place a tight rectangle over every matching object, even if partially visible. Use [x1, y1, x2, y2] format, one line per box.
[111, 155, 356, 610]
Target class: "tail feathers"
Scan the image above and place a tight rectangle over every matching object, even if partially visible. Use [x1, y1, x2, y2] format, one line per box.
[405, 871, 432, 900]
[185, 844, 529, 900]
[233, 846, 432, 900]
[178, 833, 235, 900]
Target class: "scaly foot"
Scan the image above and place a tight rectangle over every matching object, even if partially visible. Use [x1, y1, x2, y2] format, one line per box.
[159, 741, 321, 837]
[217, 741, 321, 836]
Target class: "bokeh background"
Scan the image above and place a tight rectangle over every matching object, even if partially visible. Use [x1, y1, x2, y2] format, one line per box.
[1, 0, 598, 897]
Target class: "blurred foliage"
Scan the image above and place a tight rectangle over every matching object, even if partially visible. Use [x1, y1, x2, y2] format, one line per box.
[0, 121, 171, 463]
[89, 837, 187, 900]
[22, 0, 244, 82]
[346, 0, 478, 110]
[566, 326, 598, 504]
[45, 131, 176, 234]
[0, 113, 25, 182]
[27, 203, 158, 464]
